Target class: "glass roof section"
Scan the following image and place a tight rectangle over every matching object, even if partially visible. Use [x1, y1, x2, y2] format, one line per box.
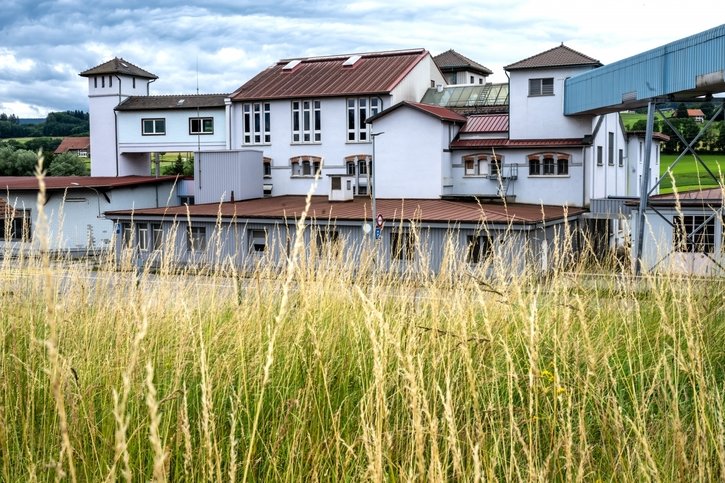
[421, 83, 509, 111]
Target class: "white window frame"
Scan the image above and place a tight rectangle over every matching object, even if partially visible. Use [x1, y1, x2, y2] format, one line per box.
[529, 153, 569, 177]
[142, 118, 166, 136]
[242, 102, 271, 145]
[249, 229, 267, 254]
[189, 117, 214, 135]
[528, 77, 554, 96]
[462, 155, 489, 177]
[292, 100, 321, 143]
[290, 156, 322, 178]
[187, 226, 206, 252]
[347, 97, 381, 142]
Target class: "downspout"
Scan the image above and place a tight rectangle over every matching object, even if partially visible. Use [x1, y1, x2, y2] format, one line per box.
[114, 74, 123, 177]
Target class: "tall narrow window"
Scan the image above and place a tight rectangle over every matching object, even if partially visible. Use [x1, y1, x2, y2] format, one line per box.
[608, 132, 615, 165]
[243, 102, 271, 145]
[618, 149, 624, 167]
[596, 146, 603, 166]
[291, 100, 321, 143]
[347, 97, 381, 142]
[151, 224, 163, 250]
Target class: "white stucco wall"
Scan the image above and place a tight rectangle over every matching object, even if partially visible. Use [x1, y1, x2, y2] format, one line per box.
[587, 113, 628, 201]
[87, 74, 152, 177]
[371, 108, 448, 199]
[389, 54, 446, 104]
[508, 67, 594, 140]
[117, 107, 227, 153]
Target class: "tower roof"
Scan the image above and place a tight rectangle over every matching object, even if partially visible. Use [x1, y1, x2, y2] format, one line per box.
[504, 44, 601, 71]
[80, 57, 158, 79]
[434, 49, 493, 76]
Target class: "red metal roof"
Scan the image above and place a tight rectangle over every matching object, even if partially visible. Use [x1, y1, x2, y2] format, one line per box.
[230, 49, 430, 101]
[460, 114, 509, 133]
[54, 137, 90, 154]
[368, 101, 467, 123]
[0, 176, 179, 191]
[106, 195, 584, 225]
[451, 138, 584, 149]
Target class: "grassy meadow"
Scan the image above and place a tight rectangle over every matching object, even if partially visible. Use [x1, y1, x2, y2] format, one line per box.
[3, 180, 725, 481]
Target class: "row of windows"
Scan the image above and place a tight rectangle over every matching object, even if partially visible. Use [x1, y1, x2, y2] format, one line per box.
[242, 97, 381, 146]
[596, 132, 625, 167]
[141, 117, 214, 136]
[93, 75, 137, 89]
[461, 154, 570, 177]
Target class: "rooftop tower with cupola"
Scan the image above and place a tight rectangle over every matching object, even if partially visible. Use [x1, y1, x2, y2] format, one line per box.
[80, 58, 157, 176]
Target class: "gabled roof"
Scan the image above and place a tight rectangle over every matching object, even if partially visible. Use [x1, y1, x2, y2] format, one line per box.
[115, 94, 228, 111]
[0, 176, 178, 191]
[434, 49, 493, 75]
[686, 108, 705, 117]
[504, 44, 601, 71]
[54, 136, 90, 154]
[460, 114, 509, 133]
[80, 57, 158, 79]
[106, 195, 584, 225]
[367, 101, 467, 123]
[450, 138, 585, 149]
[230, 49, 430, 101]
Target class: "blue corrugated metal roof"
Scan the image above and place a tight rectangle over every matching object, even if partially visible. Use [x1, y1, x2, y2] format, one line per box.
[565, 24, 725, 115]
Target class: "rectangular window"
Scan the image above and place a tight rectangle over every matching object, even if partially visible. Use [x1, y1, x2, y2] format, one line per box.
[243, 102, 271, 145]
[109, 75, 112, 88]
[5, 210, 32, 241]
[542, 156, 556, 175]
[249, 229, 267, 253]
[187, 226, 206, 252]
[189, 117, 214, 135]
[390, 231, 416, 261]
[94, 77, 97, 88]
[596, 146, 603, 166]
[557, 157, 569, 175]
[316, 228, 340, 255]
[331, 176, 342, 190]
[263, 159, 272, 178]
[466, 234, 492, 264]
[122, 222, 134, 248]
[101, 76, 105, 88]
[618, 149, 624, 167]
[529, 158, 541, 176]
[132, 77, 136, 89]
[291, 100, 321, 143]
[151, 223, 163, 251]
[463, 157, 488, 176]
[608, 132, 614, 165]
[347, 97, 381, 142]
[138, 224, 149, 251]
[528, 78, 554, 96]
[673, 215, 715, 253]
[142, 118, 166, 135]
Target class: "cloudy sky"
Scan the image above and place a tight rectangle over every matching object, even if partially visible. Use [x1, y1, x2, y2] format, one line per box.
[1, 0, 722, 118]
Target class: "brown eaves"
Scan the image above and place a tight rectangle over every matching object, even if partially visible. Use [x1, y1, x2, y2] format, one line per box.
[504, 44, 601, 71]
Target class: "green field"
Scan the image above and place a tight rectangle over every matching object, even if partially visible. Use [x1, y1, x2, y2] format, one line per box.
[659, 153, 724, 192]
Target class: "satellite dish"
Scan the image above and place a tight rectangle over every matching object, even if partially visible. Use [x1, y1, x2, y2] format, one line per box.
[362, 223, 372, 234]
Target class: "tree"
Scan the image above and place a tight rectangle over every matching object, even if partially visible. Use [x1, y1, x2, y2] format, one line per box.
[716, 125, 725, 153]
[47, 152, 89, 176]
[0, 147, 40, 176]
[675, 103, 689, 119]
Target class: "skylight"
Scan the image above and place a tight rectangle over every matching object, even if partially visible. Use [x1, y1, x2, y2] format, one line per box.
[283, 59, 301, 70]
[342, 55, 361, 67]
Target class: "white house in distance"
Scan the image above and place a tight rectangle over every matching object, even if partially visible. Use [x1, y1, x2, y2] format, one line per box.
[433, 49, 493, 85]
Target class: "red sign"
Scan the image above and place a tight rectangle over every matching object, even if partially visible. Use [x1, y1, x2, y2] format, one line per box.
[376, 213, 384, 227]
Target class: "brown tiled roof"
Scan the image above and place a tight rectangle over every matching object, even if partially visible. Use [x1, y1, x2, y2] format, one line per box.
[451, 138, 585, 149]
[106, 195, 584, 225]
[230, 49, 429, 101]
[0, 176, 178, 191]
[626, 131, 670, 142]
[116, 94, 228, 111]
[686, 109, 705, 117]
[434, 49, 493, 75]
[460, 114, 509, 133]
[643, 187, 725, 206]
[80, 57, 158, 79]
[368, 101, 467, 123]
[54, 136, 90, 154]
[504, 44, 601, 71]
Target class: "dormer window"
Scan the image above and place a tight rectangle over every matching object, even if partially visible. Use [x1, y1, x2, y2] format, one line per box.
[529, 77, 554, 96]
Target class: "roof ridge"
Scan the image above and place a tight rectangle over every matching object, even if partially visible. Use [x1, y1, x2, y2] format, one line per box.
[504, 43, 600, 70]
[278, 48, 426, 63]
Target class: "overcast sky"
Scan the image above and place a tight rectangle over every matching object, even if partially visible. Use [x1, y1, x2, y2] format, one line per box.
[0, 0, 722, 118]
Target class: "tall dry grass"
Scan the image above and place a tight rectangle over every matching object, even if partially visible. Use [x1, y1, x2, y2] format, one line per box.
[2, 178, 725, 481]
